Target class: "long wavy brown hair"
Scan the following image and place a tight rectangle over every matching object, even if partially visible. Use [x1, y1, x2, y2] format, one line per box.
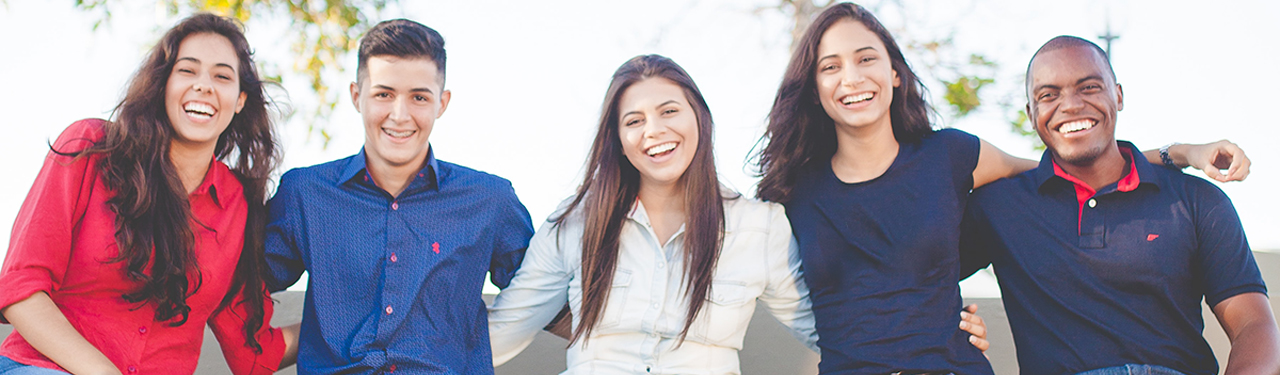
[754, 2, 934, 203]
[56, 13, 279, 352]
[556, 55, 726, 346]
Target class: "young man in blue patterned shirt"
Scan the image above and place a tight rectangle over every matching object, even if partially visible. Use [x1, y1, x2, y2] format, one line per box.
[263, 19, 534, 374]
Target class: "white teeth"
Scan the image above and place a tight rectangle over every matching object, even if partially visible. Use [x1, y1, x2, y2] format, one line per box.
[384, 128, 414, 138]
[1058, 120, 1095, 134]
[184, 102, 215, 116]
[645, 142, 677, 156]
[840, 93, 874, 105]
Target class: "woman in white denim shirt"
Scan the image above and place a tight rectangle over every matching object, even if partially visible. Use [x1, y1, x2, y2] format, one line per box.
[487, 55, 986, 375]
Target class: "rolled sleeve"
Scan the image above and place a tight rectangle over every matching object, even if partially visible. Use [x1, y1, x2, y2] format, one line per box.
[208, 286, 286, 375]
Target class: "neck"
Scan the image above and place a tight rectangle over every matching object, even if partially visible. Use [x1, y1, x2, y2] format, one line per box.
[637, 178, 687, 245]
[637, 180, 686, 218]
[830, 121, 899, 183]
[365, 155, 426, 198]
[169, 141, 215, 194]
[1055, 145, 1127, 191]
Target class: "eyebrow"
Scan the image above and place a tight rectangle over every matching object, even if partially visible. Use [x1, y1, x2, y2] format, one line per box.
[621, 100, 682, 119]
[373, 84, 435, 95]
[817, 46, 878, 62]
[1032, 75, 1106, 93]
[176, 57, 236, 71]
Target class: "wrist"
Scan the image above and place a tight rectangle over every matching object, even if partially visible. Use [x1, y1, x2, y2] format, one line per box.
[1159, 142, 1184, 169]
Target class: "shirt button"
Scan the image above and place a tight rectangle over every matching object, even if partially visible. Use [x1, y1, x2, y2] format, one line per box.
[138, 326, 147, 334]
[127, 366, 137, 373]
[657, 262, 664, 268]
[390, 253, 398, 263]
[1088, 199, 1097, 208]
[385, 305, 394, 315]
[652, 303, 659, 309]
[391, 202, 399, 210]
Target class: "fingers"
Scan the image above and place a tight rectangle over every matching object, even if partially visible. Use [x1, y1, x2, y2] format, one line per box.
[969, 333, 991, 352]
[959, 311, 988, 339]
[960, 307, 991, 352]
[1221, 141, 1250, 182]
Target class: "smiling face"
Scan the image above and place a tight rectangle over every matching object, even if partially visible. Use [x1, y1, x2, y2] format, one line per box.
[352, 56, 451, 171]
[1027, 45, 1123, 167]
[814, 19, 900, 132]
[617, 77, 699, 189]
[164, 32, 246, 155]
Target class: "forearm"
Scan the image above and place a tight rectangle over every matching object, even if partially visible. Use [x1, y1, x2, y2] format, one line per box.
[1223, 319, 1280, 375]
[1, 292, 121, 375]
[1141, 145, 1190, 168]
[278, 323, 301, 369]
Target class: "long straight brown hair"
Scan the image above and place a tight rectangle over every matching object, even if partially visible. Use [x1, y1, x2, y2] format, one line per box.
[56, 13, 280, 352]
[556, 55, 726, 345]
[754, 2, 934, 203]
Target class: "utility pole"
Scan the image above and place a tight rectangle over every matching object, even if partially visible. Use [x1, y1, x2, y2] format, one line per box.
[1098, 18, 1119, 60]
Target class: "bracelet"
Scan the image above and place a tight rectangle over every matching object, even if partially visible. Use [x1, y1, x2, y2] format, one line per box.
[1159, 142, 1182, 169]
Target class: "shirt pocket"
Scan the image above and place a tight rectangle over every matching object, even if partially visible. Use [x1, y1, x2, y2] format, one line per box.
[691, 280, 752, 343]
[596, 269, 633, 329]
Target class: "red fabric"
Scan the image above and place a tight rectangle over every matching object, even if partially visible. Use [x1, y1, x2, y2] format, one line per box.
[0, 119, 283, 374]
[1052, 147, 1141, 233]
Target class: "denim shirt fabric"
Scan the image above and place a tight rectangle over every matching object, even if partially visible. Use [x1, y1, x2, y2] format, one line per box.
[488, 195, 817, 375]
[264, 149, 534, 374]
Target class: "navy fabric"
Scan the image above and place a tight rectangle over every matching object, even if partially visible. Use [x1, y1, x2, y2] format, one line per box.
[960, 141, 1265, 375]
[264, 148, 534, 375]
[784, 129, 992, 375]
[0, 356, 67, 375]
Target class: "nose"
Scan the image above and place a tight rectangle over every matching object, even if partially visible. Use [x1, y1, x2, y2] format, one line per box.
[193, 74, 213, 94]
[642, 115, 669, 138]
[389, 96, 411, 123]
[841, 65, 865, 87]
[1060, 91, 1085, 113]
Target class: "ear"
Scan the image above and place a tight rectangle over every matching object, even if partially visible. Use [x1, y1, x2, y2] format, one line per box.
[437, 89, 451, 119]
[1114, 83, 1124, 111]
[350, 81, 362, 113]
[235, 92, 247, 114]
[892, 68, 901, 88]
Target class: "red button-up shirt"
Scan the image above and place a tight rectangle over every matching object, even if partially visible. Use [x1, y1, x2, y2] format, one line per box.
[0, 119, 284, 374]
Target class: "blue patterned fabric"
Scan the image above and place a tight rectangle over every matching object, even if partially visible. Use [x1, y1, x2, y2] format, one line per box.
[265, 148, 534, 374]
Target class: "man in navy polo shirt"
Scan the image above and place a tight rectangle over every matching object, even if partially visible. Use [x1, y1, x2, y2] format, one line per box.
[263, 19, 534, 374]
[960, 36, 1280, 375]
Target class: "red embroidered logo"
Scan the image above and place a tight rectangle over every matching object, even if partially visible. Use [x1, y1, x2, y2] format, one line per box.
[432, 242, 440, 254]
[1147, 234, 1159, 241]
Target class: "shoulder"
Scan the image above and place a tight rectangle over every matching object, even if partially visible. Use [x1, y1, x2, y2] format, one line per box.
[926, 128, 978, 144]
[1152, 167, 1232, 206]
[436, 159, 517, 195]
[923, 128, 980, 154]
[277, 155, 358, 191]
[52, 118, 109, 152]
[724, 195, 787, 233]
[970, 168, 1037, 202]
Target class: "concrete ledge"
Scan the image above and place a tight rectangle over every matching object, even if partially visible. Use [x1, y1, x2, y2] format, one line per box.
[3, 252, 1277, 374]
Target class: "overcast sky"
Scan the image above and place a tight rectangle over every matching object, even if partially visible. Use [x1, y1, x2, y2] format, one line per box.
[1, 0, 1276, 296]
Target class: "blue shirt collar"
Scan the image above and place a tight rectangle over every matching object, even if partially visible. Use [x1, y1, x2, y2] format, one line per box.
[338, 146, 440, 191]
[1034, 140, 1161, 191]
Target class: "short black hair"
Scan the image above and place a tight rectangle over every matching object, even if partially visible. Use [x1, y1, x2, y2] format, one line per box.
[356, 19, 446, 86]
[1025, 35, 1115, 92]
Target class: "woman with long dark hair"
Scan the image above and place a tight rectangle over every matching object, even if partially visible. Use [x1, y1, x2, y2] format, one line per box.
[754, 3, 1248, 374]
[0, 14, 297, 374]
[486, 55, 988, 374]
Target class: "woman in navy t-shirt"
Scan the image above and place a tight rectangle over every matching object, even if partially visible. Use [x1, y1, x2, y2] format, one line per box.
[751, 3, 1246, 374]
